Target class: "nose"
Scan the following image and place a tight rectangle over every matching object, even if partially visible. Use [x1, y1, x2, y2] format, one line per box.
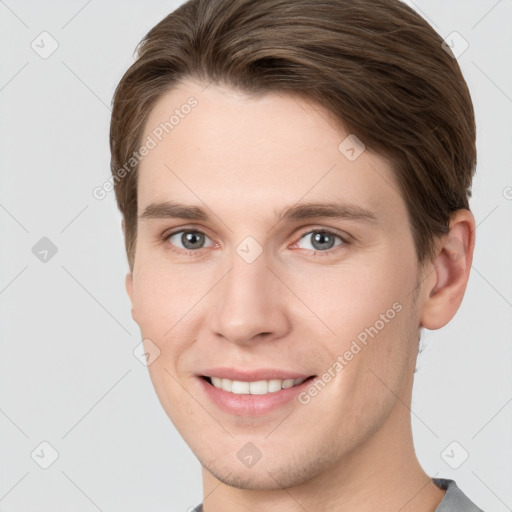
[207, 251, 291, 346]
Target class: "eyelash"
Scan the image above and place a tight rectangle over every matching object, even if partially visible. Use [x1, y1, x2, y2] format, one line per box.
[161, 227, 350, 258]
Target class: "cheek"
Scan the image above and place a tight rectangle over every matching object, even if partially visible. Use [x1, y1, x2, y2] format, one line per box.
[288, 256, 410, 341]
[289, 251, 416, 402]
[131, 264, 212, 377]
[132, 264, 197, 331]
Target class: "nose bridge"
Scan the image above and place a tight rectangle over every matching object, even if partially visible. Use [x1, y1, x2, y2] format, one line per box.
[209, 244, 289, 344]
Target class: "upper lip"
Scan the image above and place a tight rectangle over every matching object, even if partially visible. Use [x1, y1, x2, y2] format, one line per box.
[199, 367, 314, 381]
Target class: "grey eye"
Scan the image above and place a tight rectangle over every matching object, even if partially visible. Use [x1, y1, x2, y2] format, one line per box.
[298, 231, 343, 251]
[168, 230, 212, 250]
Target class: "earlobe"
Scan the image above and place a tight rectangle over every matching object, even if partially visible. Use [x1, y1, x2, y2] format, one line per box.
[419, 209, 475, 330]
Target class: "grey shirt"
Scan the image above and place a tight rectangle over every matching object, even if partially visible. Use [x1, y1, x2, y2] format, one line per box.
[192, 478, 484, 511]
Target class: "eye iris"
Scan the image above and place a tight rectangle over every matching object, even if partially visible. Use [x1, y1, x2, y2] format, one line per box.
[312, 232, 335, 250]
[182, 231, 204, 249]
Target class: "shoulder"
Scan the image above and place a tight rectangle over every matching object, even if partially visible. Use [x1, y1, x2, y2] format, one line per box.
[433, 478, 485, 512]
[192, 480, 484, 512]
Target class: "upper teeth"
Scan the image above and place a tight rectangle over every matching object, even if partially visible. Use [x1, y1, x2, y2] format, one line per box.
[210, 377, 306, 395]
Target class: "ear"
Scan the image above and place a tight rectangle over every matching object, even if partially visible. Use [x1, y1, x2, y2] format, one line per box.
[419, 209, 476, 330]
[125, 271, 137, 323]
[122, 218, 137, 323]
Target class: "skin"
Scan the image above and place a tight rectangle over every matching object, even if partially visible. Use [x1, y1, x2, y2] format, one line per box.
[124, 78, 475, 511]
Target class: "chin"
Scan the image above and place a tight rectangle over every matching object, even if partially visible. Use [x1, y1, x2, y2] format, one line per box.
[200, 449, 328, 490]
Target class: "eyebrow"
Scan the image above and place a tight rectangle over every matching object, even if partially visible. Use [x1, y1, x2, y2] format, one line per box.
[139, 200, 377, 224]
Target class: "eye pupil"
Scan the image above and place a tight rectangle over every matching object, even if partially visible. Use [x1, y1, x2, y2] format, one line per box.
[312, 231, 336, 250]
[182, 231, 204, 249]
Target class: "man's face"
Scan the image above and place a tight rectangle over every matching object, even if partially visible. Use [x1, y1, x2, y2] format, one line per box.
[126, 78, 425, 489]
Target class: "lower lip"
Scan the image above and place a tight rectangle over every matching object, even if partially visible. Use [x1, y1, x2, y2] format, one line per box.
[198, 377, 315, 416]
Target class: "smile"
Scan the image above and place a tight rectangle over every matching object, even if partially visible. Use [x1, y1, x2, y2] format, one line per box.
[198, 371, 317, 416]
[205, 376, 308, 395]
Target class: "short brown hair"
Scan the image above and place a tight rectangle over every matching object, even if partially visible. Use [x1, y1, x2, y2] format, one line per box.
[110, 0, 476, 273]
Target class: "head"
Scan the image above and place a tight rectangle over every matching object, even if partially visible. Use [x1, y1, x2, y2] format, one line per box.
[110, 0, 476, 491]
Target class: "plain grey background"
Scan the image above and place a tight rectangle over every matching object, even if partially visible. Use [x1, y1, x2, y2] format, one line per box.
[1, 0, 511, 510]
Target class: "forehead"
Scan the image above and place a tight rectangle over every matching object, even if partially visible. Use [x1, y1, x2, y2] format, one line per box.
[137, 79, 404, 223]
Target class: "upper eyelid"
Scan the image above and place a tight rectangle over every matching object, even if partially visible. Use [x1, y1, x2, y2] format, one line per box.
[298, 227, 348, 239]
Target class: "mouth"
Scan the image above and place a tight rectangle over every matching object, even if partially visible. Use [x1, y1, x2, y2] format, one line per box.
[200, 375, 315, 395]
[197, 371, 317, 416]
